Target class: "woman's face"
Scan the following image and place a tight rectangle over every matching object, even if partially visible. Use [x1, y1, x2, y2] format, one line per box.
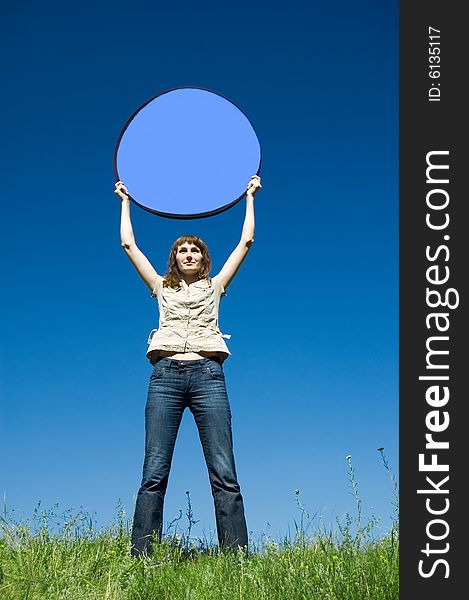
[175, 243, 203, 275]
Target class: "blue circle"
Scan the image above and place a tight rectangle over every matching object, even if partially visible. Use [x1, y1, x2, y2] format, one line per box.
[114, 87, 261, 219]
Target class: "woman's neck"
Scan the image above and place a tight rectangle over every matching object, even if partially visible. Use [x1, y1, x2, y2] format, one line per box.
[180, 273, 200, 285]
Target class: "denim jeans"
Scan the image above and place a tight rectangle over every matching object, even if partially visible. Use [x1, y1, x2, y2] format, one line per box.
[130, 357, 248, 556]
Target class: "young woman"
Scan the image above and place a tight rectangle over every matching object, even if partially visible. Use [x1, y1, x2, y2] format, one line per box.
[115, 175, 262, 557]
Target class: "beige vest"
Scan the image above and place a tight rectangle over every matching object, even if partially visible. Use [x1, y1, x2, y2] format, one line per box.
[146, 274, 231, 359]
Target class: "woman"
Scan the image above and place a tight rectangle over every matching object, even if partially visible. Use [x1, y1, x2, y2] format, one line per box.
[115, 175, 262, 557]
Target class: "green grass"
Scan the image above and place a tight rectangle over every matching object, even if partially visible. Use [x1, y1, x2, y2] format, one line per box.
[0, 452, 399, 600]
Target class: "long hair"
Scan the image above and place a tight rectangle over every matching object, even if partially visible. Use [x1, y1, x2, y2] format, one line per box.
[163, 235, 212, 288]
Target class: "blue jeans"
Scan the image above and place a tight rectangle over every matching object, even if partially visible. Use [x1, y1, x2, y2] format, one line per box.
[130, 357, 248, 556]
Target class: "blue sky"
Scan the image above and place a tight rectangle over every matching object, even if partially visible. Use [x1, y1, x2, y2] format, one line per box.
[1, 0, 398, 542]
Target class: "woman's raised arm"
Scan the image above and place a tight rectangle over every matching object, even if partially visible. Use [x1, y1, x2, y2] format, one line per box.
[115, 181, 158, 292]
[216, 175, 262, 290]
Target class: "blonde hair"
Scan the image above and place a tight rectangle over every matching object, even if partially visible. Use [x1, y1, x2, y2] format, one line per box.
[163, 235, 212, 288]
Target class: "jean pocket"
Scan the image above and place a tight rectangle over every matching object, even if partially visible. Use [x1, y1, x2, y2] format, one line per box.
[151, 363, 168, 380]
[205, 361, 225, 381]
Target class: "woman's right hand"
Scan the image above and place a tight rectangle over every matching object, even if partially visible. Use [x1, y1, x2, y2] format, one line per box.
[115, 180, 130, 202]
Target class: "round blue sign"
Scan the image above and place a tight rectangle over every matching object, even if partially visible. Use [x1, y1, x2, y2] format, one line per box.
[114, 87, 261, 219]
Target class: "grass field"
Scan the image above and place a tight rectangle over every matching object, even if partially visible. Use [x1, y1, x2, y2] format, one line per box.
[0, 452, 399, 599]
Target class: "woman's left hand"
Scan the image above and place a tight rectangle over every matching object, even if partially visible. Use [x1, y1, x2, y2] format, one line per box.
[246, 175, 262, 197]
